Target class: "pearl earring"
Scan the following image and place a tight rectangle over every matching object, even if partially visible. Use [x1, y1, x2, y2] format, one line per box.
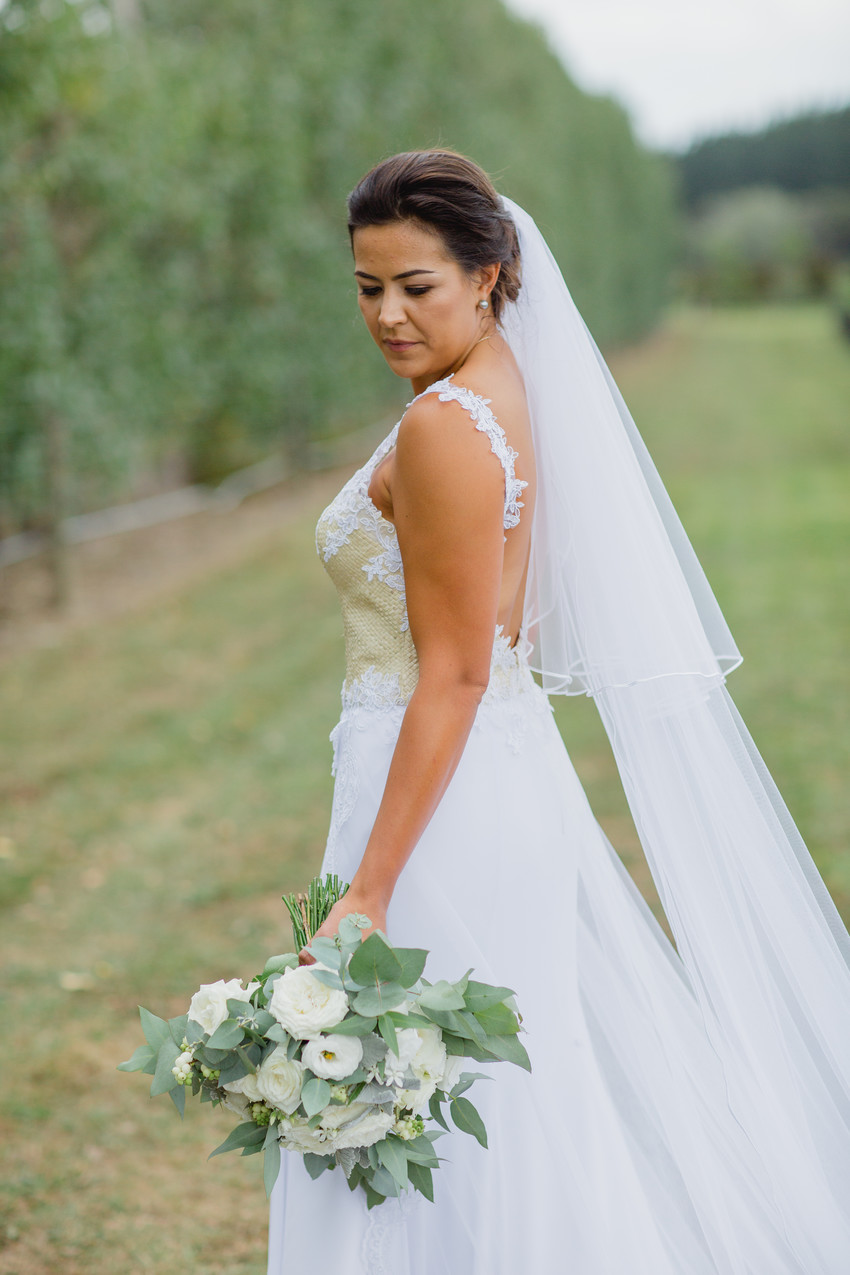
[478, 298, 489, 310]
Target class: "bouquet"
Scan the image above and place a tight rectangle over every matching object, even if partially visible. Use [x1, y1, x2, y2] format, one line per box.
[119, 875, 528, 1207]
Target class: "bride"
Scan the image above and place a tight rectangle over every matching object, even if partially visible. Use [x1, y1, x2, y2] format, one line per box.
[267, 149, 850, 1273]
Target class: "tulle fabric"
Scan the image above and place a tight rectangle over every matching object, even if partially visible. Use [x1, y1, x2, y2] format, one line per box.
[267, 667, 845, 1273]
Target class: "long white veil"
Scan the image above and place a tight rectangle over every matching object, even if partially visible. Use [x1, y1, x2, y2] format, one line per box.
[499, 195, 850, 1270]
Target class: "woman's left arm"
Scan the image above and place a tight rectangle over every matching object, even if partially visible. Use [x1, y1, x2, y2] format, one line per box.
[305, 396, 506, 953]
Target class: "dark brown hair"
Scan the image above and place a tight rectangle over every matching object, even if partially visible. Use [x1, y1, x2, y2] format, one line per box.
[347, 149, 521, 322]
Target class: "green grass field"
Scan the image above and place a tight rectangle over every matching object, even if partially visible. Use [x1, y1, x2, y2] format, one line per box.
[1, 304, 849, 1273]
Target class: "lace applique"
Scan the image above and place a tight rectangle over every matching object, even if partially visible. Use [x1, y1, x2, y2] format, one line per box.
[409, 374, 528, 532]
[360, 1189, 413, 1274]
[324, 717, 359, 873]
[362, 524, 409, 633]
[315, 423, 401, 564]
[341, 667, 406, 712]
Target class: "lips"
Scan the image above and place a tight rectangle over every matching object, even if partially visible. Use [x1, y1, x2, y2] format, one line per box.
[385, 340, 418, 351]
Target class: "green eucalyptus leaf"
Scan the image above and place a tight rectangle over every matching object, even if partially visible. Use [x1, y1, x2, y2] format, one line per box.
[329, 1014, 377, 1037]
[462, 980, 516, 1011]
[117, 1043, 157, 1074]
[303, 1153, 333, 1180]
[310, 968, 346, 991]
[393, 947, 428, 988]
[418, 981, 466, 1012]
[263, 954, 299, 975]
[150, 1040, 181, 1096]
[264, 1023, 289, 1044]
[482, 1033, 532, 1072]
[208, 1121, 266, 1159]
[473, 1002, 521, 1035]
[352, 982, 406, 1017]
[263, 1137, 282, 1197]
[168, 1013, 190, 1046]
[139, 1007, 171, 1051]
[377, 1013, 398, 1056]
[408, 1161, 434, 1201]
[450, 1095, 488, 1148]
[348, 933, 403, 986]
[206, 1019, 245, 1050]
[428, 1092, 450, 1131]
[376, 1135, 408, 1189]
[368, 1165, 401, 1198]
[168, 1084, 186, 1118]
[305, 937, 343, 969]
[301, 1076, 331, 1118]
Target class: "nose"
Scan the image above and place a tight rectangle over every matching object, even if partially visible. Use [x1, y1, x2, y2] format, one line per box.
[378, 287, 407, 329]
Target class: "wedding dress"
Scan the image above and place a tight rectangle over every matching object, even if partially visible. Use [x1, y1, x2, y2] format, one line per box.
[266, 368, 850, 1272]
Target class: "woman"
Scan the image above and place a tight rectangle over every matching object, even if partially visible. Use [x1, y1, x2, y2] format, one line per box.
[267, 150, 850, 1273]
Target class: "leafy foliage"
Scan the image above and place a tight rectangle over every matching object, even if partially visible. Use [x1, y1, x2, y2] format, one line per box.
[0, 0, 677, 535]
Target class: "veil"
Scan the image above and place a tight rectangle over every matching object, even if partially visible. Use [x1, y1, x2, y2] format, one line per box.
[498, 195, 850, 1267]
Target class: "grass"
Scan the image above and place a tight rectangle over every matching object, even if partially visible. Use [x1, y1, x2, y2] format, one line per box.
[1, 302, 849, 1272]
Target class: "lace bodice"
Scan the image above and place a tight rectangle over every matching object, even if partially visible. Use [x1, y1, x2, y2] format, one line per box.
[315, 373, 530, 711]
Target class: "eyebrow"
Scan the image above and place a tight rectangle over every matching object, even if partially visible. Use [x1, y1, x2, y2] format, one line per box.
[353, 269, 437, 281]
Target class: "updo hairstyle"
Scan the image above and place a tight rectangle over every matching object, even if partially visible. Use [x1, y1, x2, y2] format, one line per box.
[346, 149, 521, 323]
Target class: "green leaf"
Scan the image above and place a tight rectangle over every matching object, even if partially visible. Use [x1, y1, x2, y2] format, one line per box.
[264, 1023, 289, 1044]
[329, 1014, 377, 1037]
[473, 1002, 521, 1035]
[408, 1161, 434, 1201]
[428, 1092, 450, 1131]
[419, 1006, 480, 1041]
[310, 968, 345, 991]
[482, 1033, 532, 1072]
[462, 980, 517, 1011]
[301, 1076, 331, 1118]
[348, 933, 404, 986]
[263, 954, 299, 975]
[418, 980, 466, 1011]
[377, 1013, 398, 1056]
[450, 1095, 488, 1148]
[150, 1040, 181, 1096]
[285, 1035, 301, 1061]
[208, 1121, 266, 1158]
[168, 1013, 190, 1047]
[263, 1137, 281, 1197]
[303, 1153, 333, 1180]
[456, 1009, 489, 1045]
[206, 1019, 245, 1050]
[139, 1007, 171, 1051]
[368, 1165, 401, 1198]
[393, 947, 428, 988]
[352, 982, 407, 1017]
[377, 1135, 409, 1189]
[117, 1044, 157, 1075]
[305, 937, 343, 969]
[386, 1010, 432, 1030]
[168, 1085, 186, 1118]
[364, 1183, 384, 1209]
[184, 1019, 206, 1047]
[450, 1071, 491, 1098]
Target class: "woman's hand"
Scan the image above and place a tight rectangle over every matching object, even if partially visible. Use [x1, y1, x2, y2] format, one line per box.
[298, 891, 387, 966]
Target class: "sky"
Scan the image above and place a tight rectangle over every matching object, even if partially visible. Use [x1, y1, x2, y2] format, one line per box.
[503, 0, 850, 151]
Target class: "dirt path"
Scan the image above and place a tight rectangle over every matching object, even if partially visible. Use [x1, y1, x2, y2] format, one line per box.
[0, 465, 354, 661]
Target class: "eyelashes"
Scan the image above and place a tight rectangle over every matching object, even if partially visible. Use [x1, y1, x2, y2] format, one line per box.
[357, 286, 432, 298]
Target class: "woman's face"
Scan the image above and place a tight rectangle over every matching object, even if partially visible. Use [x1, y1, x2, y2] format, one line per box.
[352, 219, 496, 394]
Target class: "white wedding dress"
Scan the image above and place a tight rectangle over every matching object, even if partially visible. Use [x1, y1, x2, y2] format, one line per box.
[267, 375, 849, 1274]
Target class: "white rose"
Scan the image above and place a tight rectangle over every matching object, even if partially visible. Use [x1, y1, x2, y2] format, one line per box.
[382, 1028, 421, 1087]
[223, 1068, 264, 1105]
[188, 978, 255, 1035]
[254, 1048, 304, 1114]
[268, 965, 349, 1040]
[220, 1089, 251, 1121]
[397, 1028, 445, 1111]
[302, 1034, 363, 1081]
[439, 1054, 465, 1094]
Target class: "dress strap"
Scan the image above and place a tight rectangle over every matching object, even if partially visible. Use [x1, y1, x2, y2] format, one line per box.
[405, 373, 527, 530]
